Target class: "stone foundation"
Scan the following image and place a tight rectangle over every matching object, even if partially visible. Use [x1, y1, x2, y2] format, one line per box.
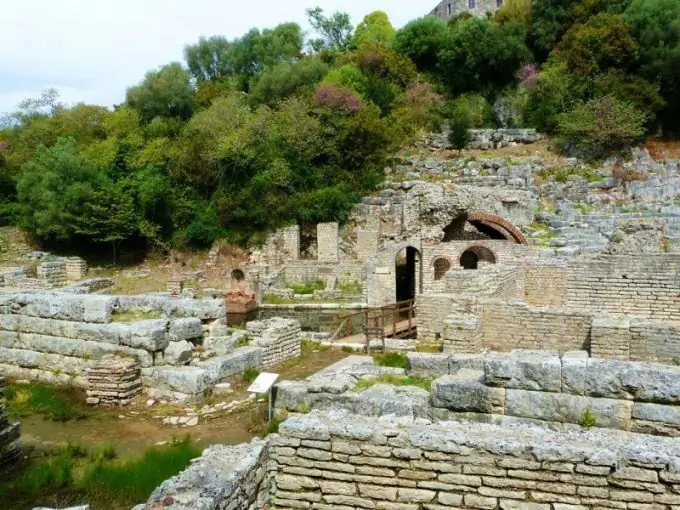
[247, 318, 302, 368]
[0, 377, 20, 469]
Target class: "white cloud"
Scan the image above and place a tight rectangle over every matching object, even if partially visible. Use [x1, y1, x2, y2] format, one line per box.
[0, 0, 428, 113]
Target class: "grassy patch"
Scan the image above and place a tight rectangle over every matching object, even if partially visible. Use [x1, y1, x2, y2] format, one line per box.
[535, 166, 602, 184]
[354, 374, 433, 392]
[336, 281, 362, 294]
[373, 352, 408, 369]
[0, 437, 201, 510]
[110, 309, 164, 323]
[5, 383, 90, 422]
[415, 342, 443, 353]
[242, 368, 261, 384]
[288, 280, 325, 295]
[579, 409, 597, 428]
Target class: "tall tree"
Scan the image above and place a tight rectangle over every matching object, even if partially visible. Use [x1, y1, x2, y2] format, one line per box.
[351, 11, 396, 49]
[393, 16, 448, 75]
[306, 7, 354, 52]
[126, 63, 196, 123]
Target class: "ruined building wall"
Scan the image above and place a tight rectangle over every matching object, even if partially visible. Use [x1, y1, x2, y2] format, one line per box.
[0, 377, 20, 469]
[565, 255, 680, 323]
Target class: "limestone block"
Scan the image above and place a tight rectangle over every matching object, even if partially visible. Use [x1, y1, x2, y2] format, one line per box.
[149, 366, 212, 395]
[449, 353, 485, 374]
[354, 384, 431, 418]
[561, 351, 588, 396]
[431, 371, 505, 413]
[633, 402, 680, 425]
[0, 347, 90, 375]
[505, 389, 633, 429]
[484, 352, 562, 392]
[162, 299, 226, 320]
[308, 373, 356, 394]
[168, 318, 203, 342]
[406, 352, 450, 378]
[585, 359, 680, 404]
[193, 346, 263, 382]
[164, 341, 194, 365]
[125, 320, 169, 351]
[10, 293, 117, 323]
[274, 381, 311, 412]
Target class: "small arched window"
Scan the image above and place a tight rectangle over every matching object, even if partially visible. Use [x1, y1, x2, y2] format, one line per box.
[231, 269, 245, 282]
[433, 258, 452, 280]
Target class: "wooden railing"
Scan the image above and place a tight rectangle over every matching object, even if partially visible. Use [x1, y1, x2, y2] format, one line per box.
[330, 299, 416, 341]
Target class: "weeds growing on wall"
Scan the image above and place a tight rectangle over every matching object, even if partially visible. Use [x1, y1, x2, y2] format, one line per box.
[353, 374, 433, 392]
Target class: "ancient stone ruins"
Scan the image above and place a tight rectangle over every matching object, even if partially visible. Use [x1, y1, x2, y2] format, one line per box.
[2, 128, 680, 508]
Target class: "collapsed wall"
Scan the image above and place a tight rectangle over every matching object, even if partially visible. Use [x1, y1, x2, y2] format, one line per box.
[139, 409, 680, 510]
[0, 377, 20, 469]
[0, 292, 301, 402]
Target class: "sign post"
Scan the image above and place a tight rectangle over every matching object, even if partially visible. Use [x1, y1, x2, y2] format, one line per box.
[247, 372, 279, 421]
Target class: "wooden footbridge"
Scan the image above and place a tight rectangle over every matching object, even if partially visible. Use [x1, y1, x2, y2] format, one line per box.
[330, 299, 417, 347]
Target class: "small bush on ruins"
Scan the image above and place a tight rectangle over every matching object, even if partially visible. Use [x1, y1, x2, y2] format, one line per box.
[579, 408, 598, 428]
[557, 96, 648, 159]
[372, 352, 408, 369]
[242, 368, 261, 384]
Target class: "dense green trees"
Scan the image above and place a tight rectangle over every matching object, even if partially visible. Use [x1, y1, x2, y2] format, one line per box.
[1, 0, 679, 260]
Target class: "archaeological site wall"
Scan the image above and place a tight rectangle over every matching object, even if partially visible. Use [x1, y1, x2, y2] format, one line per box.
[140, 408, 680, 510]
[0, 292, 302, 401]
[0, 377, 20, 469]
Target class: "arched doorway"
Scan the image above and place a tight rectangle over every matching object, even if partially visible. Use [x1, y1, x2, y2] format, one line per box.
[442, 212, 527, 244]
[459, 246, 497, 270]
[395, 246, 421, 302]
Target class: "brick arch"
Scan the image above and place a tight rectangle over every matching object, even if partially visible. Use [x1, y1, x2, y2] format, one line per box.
[458, 244, 498, 266]
[466, 212, 527, 244]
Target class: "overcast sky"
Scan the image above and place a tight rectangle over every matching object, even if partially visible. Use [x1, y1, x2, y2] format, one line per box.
[0, 0, 428, 114]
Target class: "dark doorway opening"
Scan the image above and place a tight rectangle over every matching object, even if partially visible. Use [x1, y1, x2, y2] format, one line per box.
[395, 246, 421, 302]
[460, 251, 479, 269]
[460, 246, 497, 270]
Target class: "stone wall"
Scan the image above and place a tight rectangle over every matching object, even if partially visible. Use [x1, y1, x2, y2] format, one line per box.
[138, 438, 269, 510]
[0, 292, 271, 401]
[0, 257, 87, 290]
[565, 255, 680, 323]
[317, 222, 339, 262]
[247, 318, 302, 368]
[0, 376, 20, 469]
[422, 128, 541, 150]
[431, 0, 503, 19]
[481, 301, 592, 353]
[270, 410, 680, 509]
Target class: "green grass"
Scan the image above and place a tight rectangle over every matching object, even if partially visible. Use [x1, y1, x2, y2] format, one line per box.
[535, 166, 602, 184]
[0, 436, 202, 510]
[242, 367, 261, 384]
[336, 281, 362, 294]
[353, 374, 433, 392]
[579, 409, 597, 428]
[288, 280, 325, 295]
[5, 383, 90, 422]
[373, 352, 407, 369]
[110, 309, 164, 323]
[415, 341, 443, 353]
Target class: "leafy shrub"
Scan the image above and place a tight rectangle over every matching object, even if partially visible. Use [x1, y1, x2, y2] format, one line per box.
[448, 108, 472, 155]
[557, 96, 647, 159]
[242, 368, 261, 384]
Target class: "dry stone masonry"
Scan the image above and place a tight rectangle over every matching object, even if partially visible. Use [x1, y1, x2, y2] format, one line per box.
[247, 318, 302, 368]
[139, 408, 680, 510]
[0, 377, 20, 469]
[85, 355, 142, 406]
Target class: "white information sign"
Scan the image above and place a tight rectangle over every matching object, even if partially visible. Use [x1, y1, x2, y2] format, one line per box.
[375, 267, 390, 274]
[248, 372, 279, 394]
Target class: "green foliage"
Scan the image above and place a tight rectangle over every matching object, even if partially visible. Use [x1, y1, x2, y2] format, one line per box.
[557, 95, 647, 158]
[126, 63, 196, 122]
[351, 11, 396, 49]
[553, 13, 638, 77]
[495, 0, 532, 30]
[306, 7, 354, 52]
[249, 57, 329, 107]
[393, 17, 448, 75]
[450, 94, 494, 128]
[448, 104, 473, 154]
[579, 408, 598, 428]
[289, 280, 325, 294]
[438, 17, 532, 96]
[242, 367, 261, 384]
[5, 382, 88, 422]
[372, 352, 407, 369]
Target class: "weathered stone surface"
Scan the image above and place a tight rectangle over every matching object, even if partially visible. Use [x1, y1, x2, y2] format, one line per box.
[484, 352, 562, 392]
[148, 366, 212, 396]
[168, 318, 203, 342]
[406, 352, 449, 378]
[308, 373, 356, 394]
[164, 341, 194, 366]
[125, 320, 169, 351]
[354, 384, 431, 418]
[562, 351, 588, 396]
[505, 389, 633, 429]
[431, 371, 505, 413]
[633, 403, 680, 425]
[193, 346, 263, 382]
[585, 359, 680, 404]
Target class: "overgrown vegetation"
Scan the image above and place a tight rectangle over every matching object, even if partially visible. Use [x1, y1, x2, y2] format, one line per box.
[372, 352, 408, 369]
[242, 367, 261, 384]
[0, 436, 201, 510]
[5, 383, 92, 422]
[109, 309, 164, 323]
[0, 1, 678, 260]
[353, 373, 433, 392]
[288, 280, 325, 295]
